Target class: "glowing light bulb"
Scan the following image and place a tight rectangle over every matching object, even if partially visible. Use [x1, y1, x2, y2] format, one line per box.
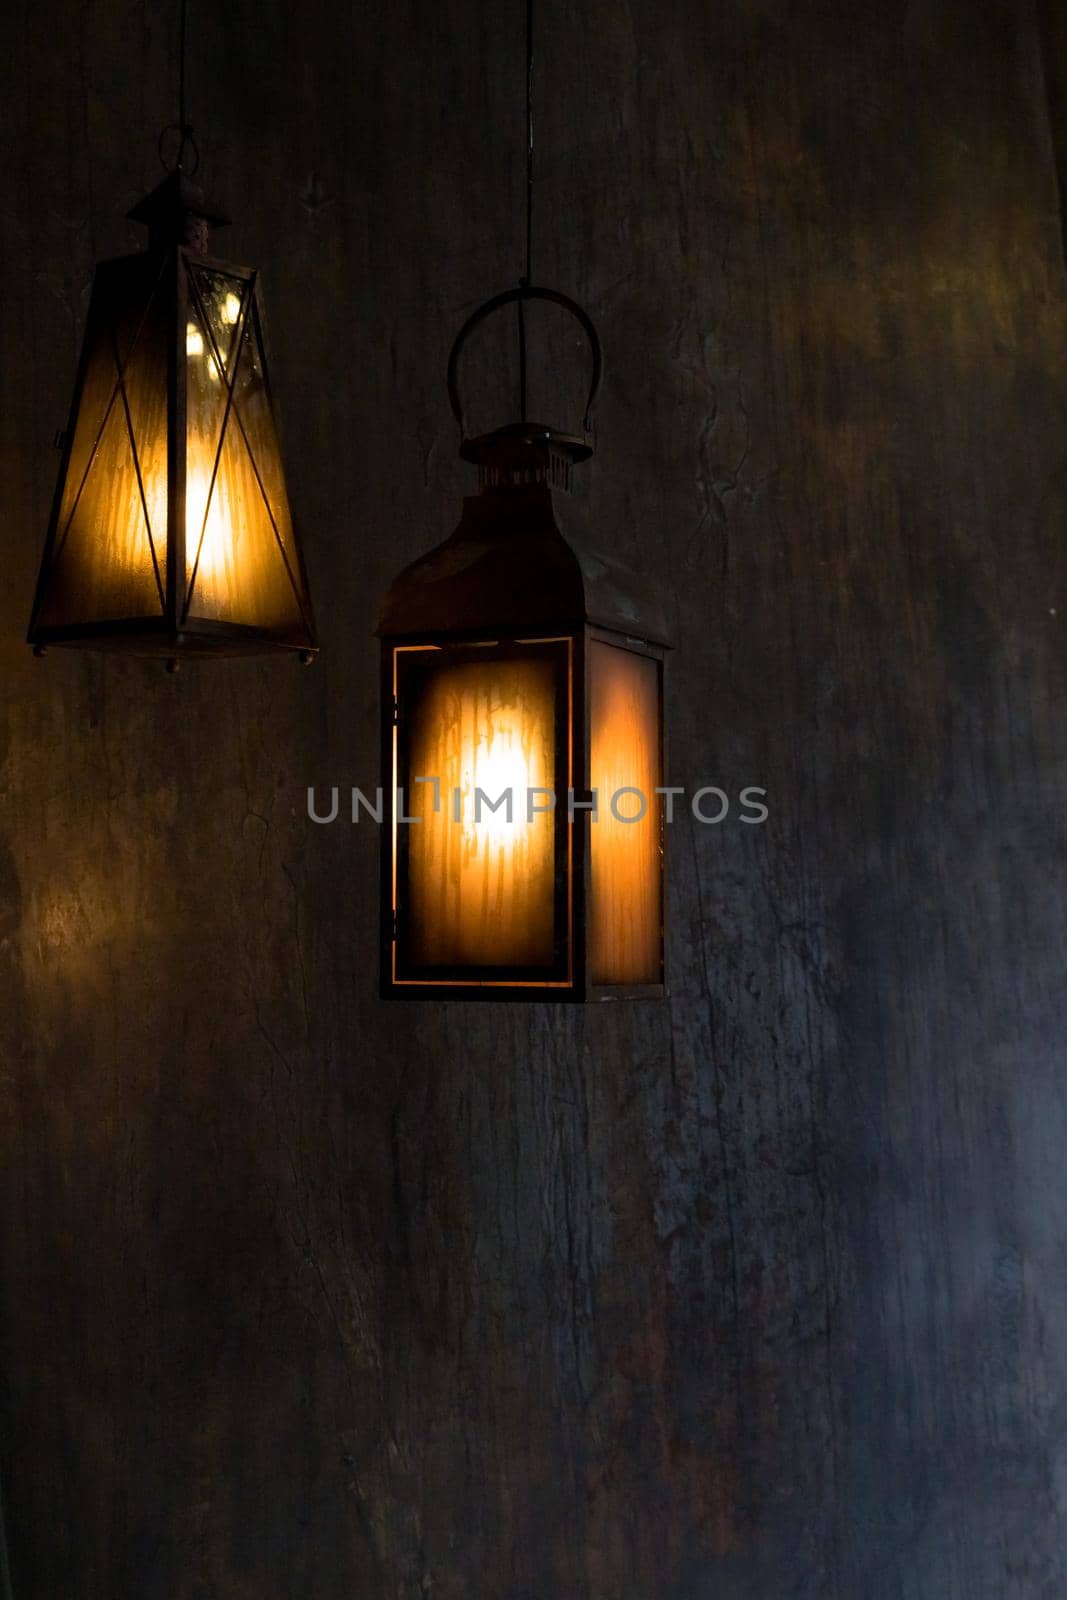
[222, 292, 241, 325]
[184, 457, 234, 605]
[467, 729, 530, 848]
[193, 494, 230, 582]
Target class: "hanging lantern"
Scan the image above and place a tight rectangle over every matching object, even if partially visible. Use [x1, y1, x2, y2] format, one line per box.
[27, 157, 316, 666]
[378, 286, 670, 1001]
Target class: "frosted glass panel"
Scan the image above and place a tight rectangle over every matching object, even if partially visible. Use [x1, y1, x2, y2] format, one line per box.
[397, 647, 561, 974]
[589, 641, 663, 985]
[184, 268, 308, 635]
[38, 256, 167, 626]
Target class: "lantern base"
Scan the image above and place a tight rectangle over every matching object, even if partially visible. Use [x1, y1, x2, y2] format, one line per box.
[28, 617, 317, 661]
[380, 979, 667, 1004]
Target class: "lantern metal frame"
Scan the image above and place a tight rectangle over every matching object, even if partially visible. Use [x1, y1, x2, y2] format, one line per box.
[27, 171, 318, 665]
[378, 286, 669, 1003]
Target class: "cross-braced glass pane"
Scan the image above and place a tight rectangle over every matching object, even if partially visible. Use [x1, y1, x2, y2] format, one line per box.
[183, 266, 311, 637]
[37, 256, 168, 626]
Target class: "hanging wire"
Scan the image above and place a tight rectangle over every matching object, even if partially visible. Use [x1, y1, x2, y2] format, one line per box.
[178, 0, 188, 143]
[158, 0, 199, 174]
[525, 0, 533, 283]
[516, 0, 534, 420]
[0, 1458, 13, 1600]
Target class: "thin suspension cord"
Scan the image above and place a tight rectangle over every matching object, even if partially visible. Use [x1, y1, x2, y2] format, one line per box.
[524, 0, 533, 282]
[178, 0, 191, 163]
[158, 0, 198, 174]
[517, 0, 533, 420]
[0, 1458, 14, 1600]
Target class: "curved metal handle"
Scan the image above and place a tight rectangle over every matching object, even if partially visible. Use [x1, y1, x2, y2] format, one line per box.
[158, 122, 200, 175]
[447, 284, 602, 440]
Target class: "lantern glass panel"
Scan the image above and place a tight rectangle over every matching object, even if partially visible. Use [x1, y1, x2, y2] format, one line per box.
[37, 256, 169, 627]
[393, 638, 572, 985]
[183, 263, 308, 634]
[589, 638, 663, 986]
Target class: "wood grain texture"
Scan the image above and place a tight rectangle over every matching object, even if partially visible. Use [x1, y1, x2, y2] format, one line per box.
[1, 0, 1066, 1595]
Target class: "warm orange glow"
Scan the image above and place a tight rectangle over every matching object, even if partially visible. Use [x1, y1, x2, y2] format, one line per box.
[183, 460, 238, 596]
[400, 649, 559, 972]
[182, 270, 305, 630]
[34, 257, 310, 640]
[589, 640, 662, 985]
[36, 259, 170, 625]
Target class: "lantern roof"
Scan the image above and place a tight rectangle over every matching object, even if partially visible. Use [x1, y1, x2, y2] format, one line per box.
[377, 480, 670, 647]
[126, 169, 231, 232]
[126, 170, 231, 256]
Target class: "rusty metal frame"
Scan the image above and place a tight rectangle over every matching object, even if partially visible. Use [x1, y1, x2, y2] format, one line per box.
[28, 226, 317, 664]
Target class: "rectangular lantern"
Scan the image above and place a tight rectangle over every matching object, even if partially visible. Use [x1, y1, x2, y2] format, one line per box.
[379, 430, 669, 1002]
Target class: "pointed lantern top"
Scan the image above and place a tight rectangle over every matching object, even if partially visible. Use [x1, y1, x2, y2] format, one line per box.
[127, 169, 230, 256]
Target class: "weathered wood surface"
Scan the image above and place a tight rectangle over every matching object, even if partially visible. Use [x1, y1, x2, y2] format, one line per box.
[1, 0, 1066, 1595]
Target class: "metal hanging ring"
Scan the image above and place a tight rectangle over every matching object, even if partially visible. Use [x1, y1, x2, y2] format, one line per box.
[157, 123, 200, 176]
[447, 284, 602, 440]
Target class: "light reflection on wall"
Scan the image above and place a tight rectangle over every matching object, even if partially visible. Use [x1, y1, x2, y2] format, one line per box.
[589, 640, 662, 985]
[28, 875, 121, 1006]
[403, 652, 557, 970]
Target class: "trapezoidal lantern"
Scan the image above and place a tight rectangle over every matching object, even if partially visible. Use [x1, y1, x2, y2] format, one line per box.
[27, 157, 317, 666]
[378, 285, 670, 1001]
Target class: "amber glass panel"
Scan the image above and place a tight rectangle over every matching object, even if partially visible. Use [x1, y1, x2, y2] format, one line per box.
[589, 640, 663, 985]
[37, 256, 168, 626]
[184, 269, 307, 635]
[397, 646, 562, 975]
[232, 303, 305, 580]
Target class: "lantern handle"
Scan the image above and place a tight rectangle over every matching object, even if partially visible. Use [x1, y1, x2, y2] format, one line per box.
[447, 284, 603, 442]
[158, 122, 200, 176]
[157, 0, 199, 175]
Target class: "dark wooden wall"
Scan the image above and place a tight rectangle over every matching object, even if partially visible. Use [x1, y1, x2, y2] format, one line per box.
[2, 0, 1066, 1595]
